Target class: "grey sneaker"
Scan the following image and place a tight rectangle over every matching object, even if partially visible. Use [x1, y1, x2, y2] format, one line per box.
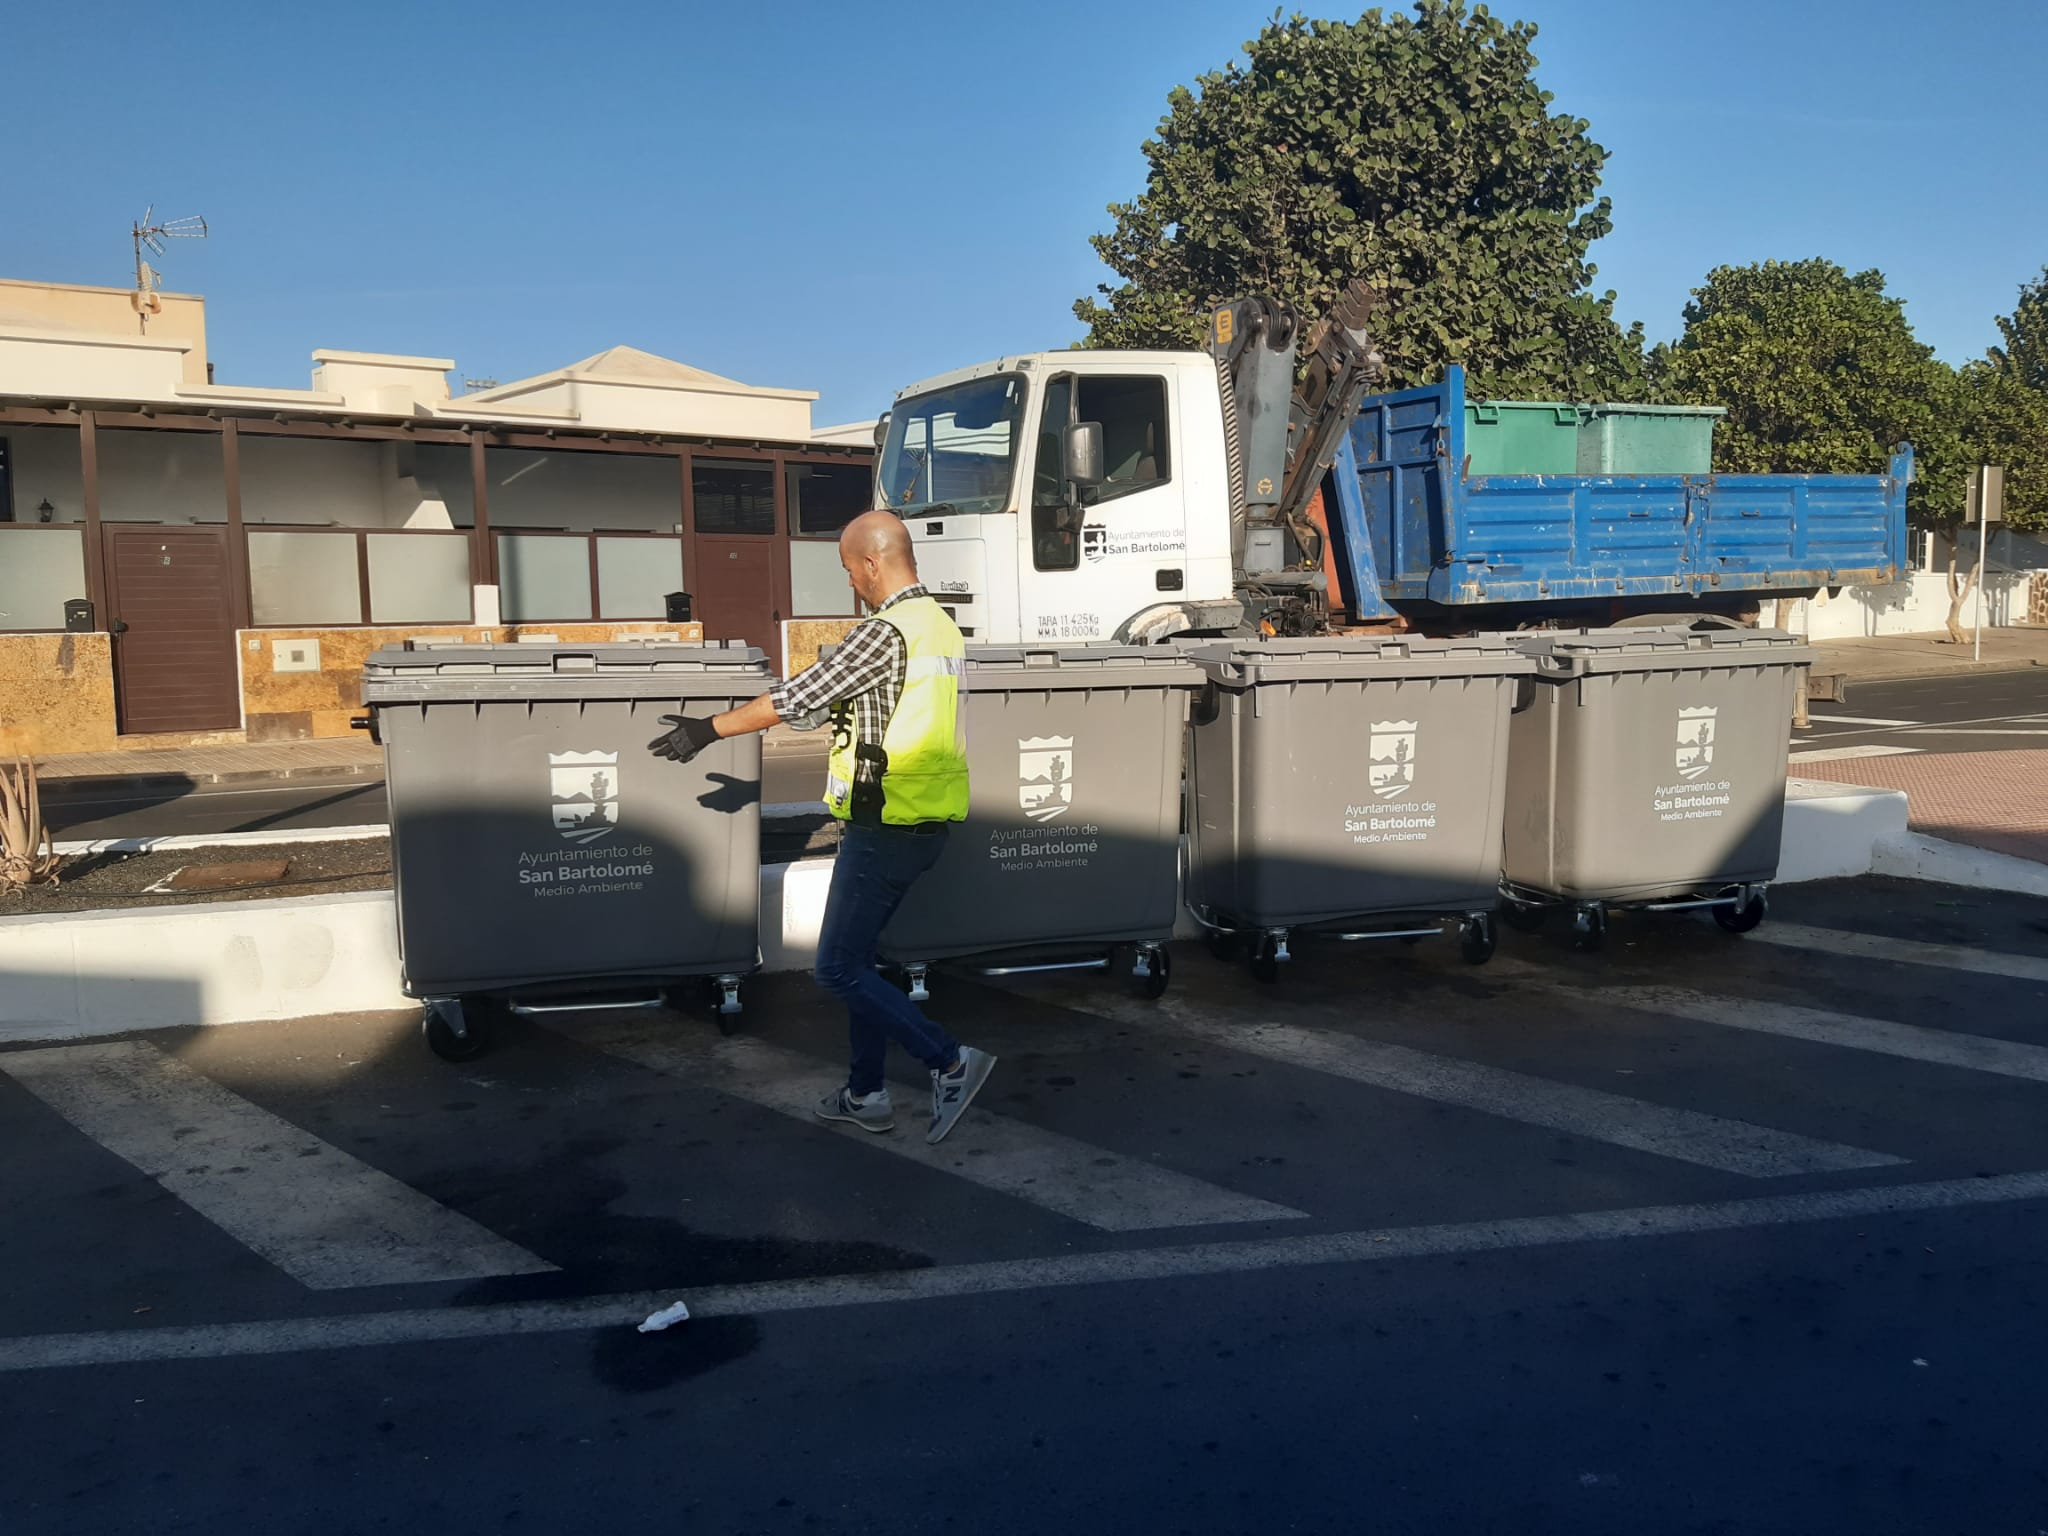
[814, 1086, 896, 1134]
[927, 1047, 996, 1145]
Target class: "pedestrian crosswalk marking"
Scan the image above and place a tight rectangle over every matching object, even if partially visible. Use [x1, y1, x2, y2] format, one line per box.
[1745, 923, 2048, 986]
[1, 1042, 557, 1290]
[568, 1021, 1306, 1232]
[1787, 744, 1920, 764]
[1522, 978, 2048, 1085]
[1035, 994, 1903, 1178]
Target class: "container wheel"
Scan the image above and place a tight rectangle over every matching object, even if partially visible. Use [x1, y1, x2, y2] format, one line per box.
[1249, 935, 1282, 984]
[1713, 890, 1768, 934]
[1501, 901, 1547, 934]
[423, 998, 492, 1062]
[712, 976, 744, 1035]
[1137, 947, 1171, 1000]
[1459, 914, 1498, 966]
[1571, 906, 1607, 953]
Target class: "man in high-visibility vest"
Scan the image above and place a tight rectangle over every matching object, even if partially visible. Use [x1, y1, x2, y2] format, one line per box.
[647, 511, 995, 1145]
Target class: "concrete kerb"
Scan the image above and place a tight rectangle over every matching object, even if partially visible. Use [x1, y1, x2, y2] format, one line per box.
[0, 783, 2028, 1042]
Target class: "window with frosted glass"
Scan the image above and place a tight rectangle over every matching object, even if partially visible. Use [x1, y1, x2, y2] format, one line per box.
[249, 531, 362, 625]
[368, 533, 472, 623]
[596, 537, 683, 619]
[497, 534, 592, 621]
[0, 528, 87, 629]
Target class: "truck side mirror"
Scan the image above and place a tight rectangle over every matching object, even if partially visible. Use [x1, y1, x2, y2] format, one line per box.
[872, 412, 891, 449]
[1064, 421, 1104, 489]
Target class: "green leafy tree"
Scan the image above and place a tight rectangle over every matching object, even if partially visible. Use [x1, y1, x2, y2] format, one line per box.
[1962, 268, 2048, 533]
[1074, 2, 1645, 399]
[1648, 259, 1962, 519]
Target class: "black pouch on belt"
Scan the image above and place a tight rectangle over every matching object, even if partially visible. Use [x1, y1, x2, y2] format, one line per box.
[850, 742, 889, 828]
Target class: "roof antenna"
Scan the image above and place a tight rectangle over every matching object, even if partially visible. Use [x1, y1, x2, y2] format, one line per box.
[130, 206, 208, 333]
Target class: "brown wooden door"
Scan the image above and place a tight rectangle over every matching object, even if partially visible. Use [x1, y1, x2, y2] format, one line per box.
[692, 539, 783, 672]
[689, 458, 785, 672]
[105, 526, 241, 735]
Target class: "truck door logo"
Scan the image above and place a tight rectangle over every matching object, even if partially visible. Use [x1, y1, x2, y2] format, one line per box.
[1675, 707, 1717, 780]
[550, 750, 621, 843]
[1368, 721, 1418, 800]
[1081, 527, 1108, 564]
[1018, 736, 1074, 821]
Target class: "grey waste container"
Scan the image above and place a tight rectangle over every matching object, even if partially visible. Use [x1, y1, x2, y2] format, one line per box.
[877, 644, 1203, 998]
[1184, 635, 1535, 978]
[1500, 627, 1811, 949]
[361, 640, 772, 1059]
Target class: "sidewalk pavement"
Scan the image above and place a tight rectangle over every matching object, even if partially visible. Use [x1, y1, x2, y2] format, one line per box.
[1813, 625, 2048, 686]
[35, 723, 824, 792]
[1790, 747, 2048, 866]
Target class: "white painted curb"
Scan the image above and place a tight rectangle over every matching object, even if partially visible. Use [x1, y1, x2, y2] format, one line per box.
[2, 783, 2036, 1043]
[0, 891, 410, 1044]
[1871, 831, 2048, 897]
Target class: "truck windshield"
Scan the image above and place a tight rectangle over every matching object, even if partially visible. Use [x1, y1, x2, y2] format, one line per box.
[876, 374, 1024, 516]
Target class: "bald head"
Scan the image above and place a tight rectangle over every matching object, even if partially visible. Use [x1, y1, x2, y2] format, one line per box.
[838, 510, 920, 610]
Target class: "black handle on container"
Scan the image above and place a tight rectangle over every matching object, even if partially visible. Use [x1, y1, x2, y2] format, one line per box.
[350, 711, 381, 746]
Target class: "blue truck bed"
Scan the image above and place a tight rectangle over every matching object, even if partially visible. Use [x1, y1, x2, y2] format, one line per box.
[1324, 365, 1910, 624]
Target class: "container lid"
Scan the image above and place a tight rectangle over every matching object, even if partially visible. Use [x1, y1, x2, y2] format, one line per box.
[957, 643, 1203, 693]
[1187, 633, 1537, 686]
[362, 640, 771, 702]
[1580, 403, 1728, 419]
[1513, 627, 1812, 677]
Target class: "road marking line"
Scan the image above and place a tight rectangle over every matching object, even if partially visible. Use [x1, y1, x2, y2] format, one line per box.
[1058, 994, 1901, 1178]
[1745, 923, 2048, 986]
[1805, 714, 1918, 727]
[52, 825, 389, 856]
[1787, 745, 1922, 764]
[1538, 981, 2048, 1084]
[0, 1042, 556, 1290]
[570, 1022, 1303, 1232]
[7, 1167, 2046, 1375]
[1899, 727, 2048, 737]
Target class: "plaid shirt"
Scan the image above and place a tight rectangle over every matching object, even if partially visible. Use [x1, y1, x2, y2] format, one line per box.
[770, 584, 930, 750]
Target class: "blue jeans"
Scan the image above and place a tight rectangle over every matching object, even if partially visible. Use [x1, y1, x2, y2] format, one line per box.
[814, 821, 960, 1097]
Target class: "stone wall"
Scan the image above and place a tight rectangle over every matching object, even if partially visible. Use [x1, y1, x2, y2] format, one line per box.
[239, 622, 707, 741]
[0, 632, 116, 756]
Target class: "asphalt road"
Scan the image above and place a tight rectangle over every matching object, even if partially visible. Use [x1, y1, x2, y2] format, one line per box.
[44, 738, 833, 844]
[5, 876, 2048, 1533]
[1792, 667, 2048, 763]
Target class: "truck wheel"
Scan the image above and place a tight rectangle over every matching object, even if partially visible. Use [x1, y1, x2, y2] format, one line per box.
[423, 998, 492, 1062]
[1571, 906, 1607, 953]
[1713, 891, 1768, 934]
[1459, 914, 1497, 965]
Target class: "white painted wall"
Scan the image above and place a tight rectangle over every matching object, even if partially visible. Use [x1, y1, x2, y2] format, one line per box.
[96, 427, 227, 522]
[309, 351, 454, 412]
[1, 423, 85, 520]
[238, 436, 455, 529]
[483, 448, 681, 531]
[1768, 571, 2031, 640]
[0, 328, 189, 401]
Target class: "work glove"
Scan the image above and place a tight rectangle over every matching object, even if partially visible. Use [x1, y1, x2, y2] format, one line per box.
[647, 714, 722, 764]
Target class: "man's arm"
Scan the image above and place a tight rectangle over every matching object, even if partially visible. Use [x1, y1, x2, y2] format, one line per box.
[647, 621, 900, 764]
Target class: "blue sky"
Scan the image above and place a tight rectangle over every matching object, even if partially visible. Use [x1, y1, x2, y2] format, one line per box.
[6, 0, 2043, 425]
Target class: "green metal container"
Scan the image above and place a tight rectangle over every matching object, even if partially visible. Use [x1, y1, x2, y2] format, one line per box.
[1462, 400, 1581, 476]
[1577, 404, 1725, 475]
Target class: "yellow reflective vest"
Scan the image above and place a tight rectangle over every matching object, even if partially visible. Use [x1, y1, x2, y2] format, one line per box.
[824, 595, 969, 826]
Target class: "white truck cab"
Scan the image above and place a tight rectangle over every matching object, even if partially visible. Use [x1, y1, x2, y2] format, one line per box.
[874, 351, 1243, 646]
